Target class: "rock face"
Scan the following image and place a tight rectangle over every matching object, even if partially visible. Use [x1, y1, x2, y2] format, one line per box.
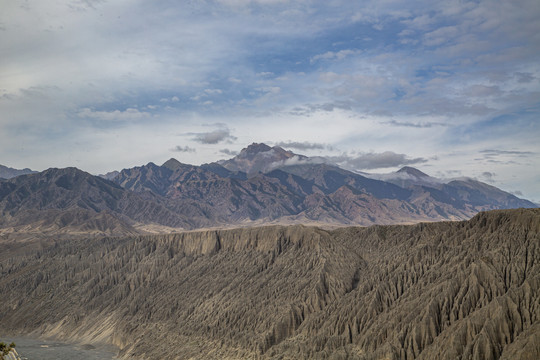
[1, 208, 538, 359]
[0, 167, 196, 234]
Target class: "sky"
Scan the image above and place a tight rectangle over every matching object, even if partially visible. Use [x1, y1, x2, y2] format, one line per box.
[1, 0, 539, 202]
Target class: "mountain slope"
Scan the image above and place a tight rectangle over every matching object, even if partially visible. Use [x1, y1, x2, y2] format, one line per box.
[442, 178, 537, 210]
[115, 162, 307, 223]
[113, 161, 177, 196]
[279, 163, 411, 199]
[0, 167, 196, 233]
[111, 160, 455, 226]
[1, 208, 538, 359]
[368, 166, 535, 212]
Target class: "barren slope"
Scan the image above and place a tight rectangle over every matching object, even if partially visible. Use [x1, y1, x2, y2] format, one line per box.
[0, 208, 538, 359]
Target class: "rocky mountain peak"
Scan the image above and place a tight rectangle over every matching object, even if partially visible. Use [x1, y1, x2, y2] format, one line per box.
[242, 143, 272, 155]
[98, 170, 120, 181]
[162, 158, 183, 171]
[218, 143, 298, 175]
[397, 166, 430, 178]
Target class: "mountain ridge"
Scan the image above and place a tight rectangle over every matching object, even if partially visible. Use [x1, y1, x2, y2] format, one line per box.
[0, 167, 198, 235]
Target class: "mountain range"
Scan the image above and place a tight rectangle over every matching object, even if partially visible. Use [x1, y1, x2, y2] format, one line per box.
[0, 143, 536, 234]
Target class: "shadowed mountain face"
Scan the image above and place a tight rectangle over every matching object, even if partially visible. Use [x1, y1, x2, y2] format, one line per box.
[0, 167, 197, 234]
[1, 208, 539, 359]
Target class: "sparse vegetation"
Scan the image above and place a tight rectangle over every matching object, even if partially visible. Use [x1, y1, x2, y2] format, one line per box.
[0, 342, 16, 360]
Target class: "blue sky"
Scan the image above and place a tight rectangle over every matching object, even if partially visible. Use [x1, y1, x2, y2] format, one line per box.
[1, 0, 539, 201]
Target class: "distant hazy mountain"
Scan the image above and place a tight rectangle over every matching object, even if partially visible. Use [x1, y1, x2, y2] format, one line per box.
[97, 170, 120, 180]
[442, 178, 536, 210]
[0, 164, 37, 179]
[371, 165, 442, 188]
[366, 165, 536, 211]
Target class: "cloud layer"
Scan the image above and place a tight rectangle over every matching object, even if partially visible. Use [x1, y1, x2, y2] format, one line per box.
[331, 152, 428, 171]
[1, 0, 539, 201]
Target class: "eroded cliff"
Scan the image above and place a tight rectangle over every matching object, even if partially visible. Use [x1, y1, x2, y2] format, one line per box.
[0, 208, 538, 359]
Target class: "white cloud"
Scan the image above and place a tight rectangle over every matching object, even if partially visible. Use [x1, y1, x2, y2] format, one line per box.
[219, 148, 239, 156]
[274, 141, 326, 150]
[190, 126, 237, 144]
[228, 77, 242, 83]
[204, 89, 223, 95]
[462, 85, 502, 97]
[423, 25, 460, 46]
[401, 14, 435, 30]
[382, 120, 448, 128]
[172, 145, 196, 153]
[311, 49, 361, 63]
[217, 0, 291, 7]
[262, 149, 428, 172]
[330, 151, 428, 171]
[77, 108, 151, 122]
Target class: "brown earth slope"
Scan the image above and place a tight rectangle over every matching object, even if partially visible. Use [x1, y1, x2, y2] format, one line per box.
[0, 208, 539, 359]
